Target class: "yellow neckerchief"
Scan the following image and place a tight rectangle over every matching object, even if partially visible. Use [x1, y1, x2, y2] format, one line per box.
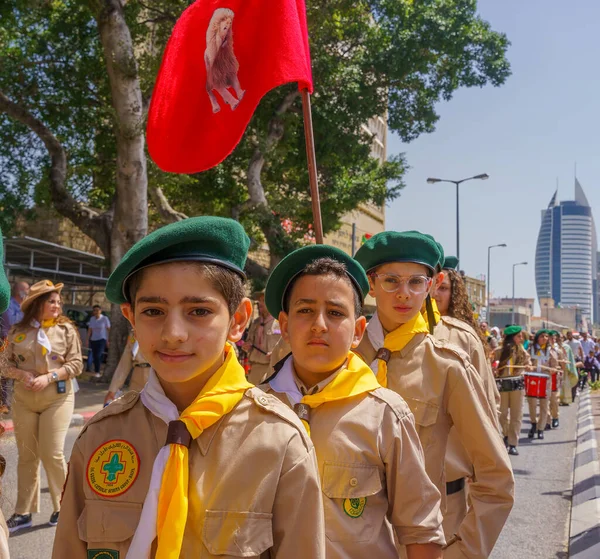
[297, 352, 381, 436]
[156, 346, 252, 558]
[41, 318, 58, 328]
[421, 298, 441, 330]
[373, 312, 429, 387]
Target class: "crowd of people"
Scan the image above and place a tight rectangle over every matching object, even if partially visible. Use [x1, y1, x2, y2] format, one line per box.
[0, 220, 596, 558]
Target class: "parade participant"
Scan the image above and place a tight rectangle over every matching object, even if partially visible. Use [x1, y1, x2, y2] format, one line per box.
[104, 330, 150, 406]
[527, 329, 558, 439]
[262, 244, 445, 559]
[53, 217, 325, 559]
[354, 231, 514, 559]
[242, 290, 281, 385]
[494, 326, 531, 455]
[430, 252, 501, 540]
[4, 280, 82, 532]
[560, 334, 579, 405]
[0, 233, 12, 558]
[547, 331, 565, 427]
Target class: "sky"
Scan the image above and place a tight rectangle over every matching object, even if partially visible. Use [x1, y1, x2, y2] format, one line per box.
[386, 0, 600, 313]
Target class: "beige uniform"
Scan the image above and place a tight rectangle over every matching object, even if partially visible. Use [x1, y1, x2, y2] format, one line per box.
[264, 367, 445, 558]
[356, 333, 514, 559]
[53, 388, 326, 558]
[550, 344, 565, 420]
[0, 513, 9, 559]
[433, 317, 502, 543]
[494, 345, 530, 446]
[246, 316, 281, 385]
[528, 347, 558, 431]
[269, 337, 292, 369]
[8, 321, 82, 514]
[108, 335, 150, 394]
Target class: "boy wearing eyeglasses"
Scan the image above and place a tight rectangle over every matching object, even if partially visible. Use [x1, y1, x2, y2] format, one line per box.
[354, 231, 514, 559]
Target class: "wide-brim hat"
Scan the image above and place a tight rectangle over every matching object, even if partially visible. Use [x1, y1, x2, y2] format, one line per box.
[21, 280, 64, 313]
[265, 244, 370, 318]
[0, 233, 10, 314]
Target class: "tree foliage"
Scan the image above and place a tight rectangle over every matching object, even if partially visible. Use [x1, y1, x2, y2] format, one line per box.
[0, 0, 510, 265]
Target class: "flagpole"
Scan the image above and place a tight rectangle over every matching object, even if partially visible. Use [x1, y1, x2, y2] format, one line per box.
[301, 89, 324, 244]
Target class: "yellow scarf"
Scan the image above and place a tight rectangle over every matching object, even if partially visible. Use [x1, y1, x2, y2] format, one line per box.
[298, 352, 381, 435]
[421, 298, 441, 330]
[373, 312, 429, 387]
[156, 346, 252, 558]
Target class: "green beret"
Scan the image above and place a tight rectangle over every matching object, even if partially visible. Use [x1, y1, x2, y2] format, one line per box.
[549, 330, 559, 336]
[443, 256, 459, 270]
[435, 242, 445, 272]
[535, 328, 551, 336]
[106, 217, 250, 304]
[265, 244, 370, 317]
[0, 233, 10, 314]
[354, 230, 441, 273]
[504, 325, 522, 337]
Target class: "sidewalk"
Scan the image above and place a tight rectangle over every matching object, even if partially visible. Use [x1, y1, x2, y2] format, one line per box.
[569, 388, 600, 558]
[1, 377, 107, 433]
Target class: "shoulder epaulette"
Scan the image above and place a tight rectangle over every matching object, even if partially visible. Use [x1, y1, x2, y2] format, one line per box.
[78, 391, 140, 438]
[428, 335, 472, 368]
[370, 387, 412, 421]
[440, 316, 478, 338]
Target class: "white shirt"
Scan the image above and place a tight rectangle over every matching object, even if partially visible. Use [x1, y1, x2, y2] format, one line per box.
[581, 338, 596, 357]
[88, 314, 111, 341]
[568, 339, 583, 359]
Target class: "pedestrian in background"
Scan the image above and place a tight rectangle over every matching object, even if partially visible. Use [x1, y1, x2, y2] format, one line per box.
[583, 350, 600, 384]
[86, 304, 110, 376]
[0, 281, 29, 414]
[3, 280, 82, 533]
[580, 331, 595, 359]
[566, 330, 584, 361]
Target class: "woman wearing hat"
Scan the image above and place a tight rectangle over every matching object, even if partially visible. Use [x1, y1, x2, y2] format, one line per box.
[3, 280, 82, 532]
[494, 326, 531, 455]
[528, 329, 558, 440]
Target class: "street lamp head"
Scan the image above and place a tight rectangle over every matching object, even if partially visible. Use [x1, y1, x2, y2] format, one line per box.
[426, 178, 441, 184]
[474, 173, 489, 180]
[499, 243, 507, 247]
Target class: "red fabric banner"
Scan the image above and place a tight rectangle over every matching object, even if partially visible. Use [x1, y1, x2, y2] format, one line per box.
[147, 0, 313, 173]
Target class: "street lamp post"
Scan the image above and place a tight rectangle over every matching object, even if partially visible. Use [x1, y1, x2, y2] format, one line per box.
[486, 243, 507, 326]
[512, 261, 528, 325]
[426, 173, 489, 261]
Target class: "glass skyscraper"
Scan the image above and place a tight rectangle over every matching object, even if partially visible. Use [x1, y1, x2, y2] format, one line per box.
[535, 179, 598, 324]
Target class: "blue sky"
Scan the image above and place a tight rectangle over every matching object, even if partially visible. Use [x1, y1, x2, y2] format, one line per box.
[386, 0, 600, 312]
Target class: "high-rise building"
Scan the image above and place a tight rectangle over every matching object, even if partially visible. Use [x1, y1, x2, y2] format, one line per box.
[535, 179, 598, 324]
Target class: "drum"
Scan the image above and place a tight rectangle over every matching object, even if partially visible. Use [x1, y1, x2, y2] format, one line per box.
[552, 373, 558, 392]
[524, 373, 550, 399]
[496, 376, 525, 392]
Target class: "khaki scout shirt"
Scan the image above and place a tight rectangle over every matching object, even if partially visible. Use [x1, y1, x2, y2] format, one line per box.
[8, 321, 83, 378]
[263, 369, 445, 558]
[269, 338, 292, 369]
[433, 317, 501, 484]
[247, 316, 281, 365]
[356, 333, 514, 559]
[108, 336, 149, 394]
[53, 388, 326, 559]
[494, 344, 531, 377]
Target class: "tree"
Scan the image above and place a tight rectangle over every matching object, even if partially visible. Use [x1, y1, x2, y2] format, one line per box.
[0, 0, 510, 366]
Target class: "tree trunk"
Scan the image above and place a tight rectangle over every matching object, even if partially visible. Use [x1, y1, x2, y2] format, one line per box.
[94, 0, 149, 377]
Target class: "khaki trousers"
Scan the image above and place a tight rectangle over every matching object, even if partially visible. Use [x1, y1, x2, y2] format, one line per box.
[550, 390, 560, 420]
[442, 487, 467, 541]
[247, 362, 271, 386]
[527, 396, 549, 431]
[499, 389, 524, 446]
[12, 380, 74, 514]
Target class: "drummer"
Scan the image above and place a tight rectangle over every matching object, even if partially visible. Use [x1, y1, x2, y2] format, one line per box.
[547, 331, 565, 428]
[528, 329, 559, 440]
[494, 326, 531, 455]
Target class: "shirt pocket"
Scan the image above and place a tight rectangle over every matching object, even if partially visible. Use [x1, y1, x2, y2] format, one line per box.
[321, 462, 383, 543]
[202, 510, 273, 557]
[404, 398, 439, 451]
[77, 500, 141, 554]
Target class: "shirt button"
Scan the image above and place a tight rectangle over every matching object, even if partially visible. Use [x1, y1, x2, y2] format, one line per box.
[258, 396, 268, 405]
[349, 477, 358, 487]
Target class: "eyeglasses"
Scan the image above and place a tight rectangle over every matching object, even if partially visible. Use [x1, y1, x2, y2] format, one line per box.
[371, 274, 432, 294]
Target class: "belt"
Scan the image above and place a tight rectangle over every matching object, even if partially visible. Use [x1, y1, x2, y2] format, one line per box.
[446, 478, 465, 495]
[135, 363, 151, 368]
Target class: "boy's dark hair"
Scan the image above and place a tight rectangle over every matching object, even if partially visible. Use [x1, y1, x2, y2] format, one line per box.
[127, 262, 245, 316]
[283, 257, 362, 317]
[92, 304, 101, 310]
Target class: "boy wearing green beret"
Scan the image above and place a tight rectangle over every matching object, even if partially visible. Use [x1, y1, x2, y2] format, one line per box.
[53, 217, 326, 559]
[354, 231, 514, 559]
[261, 244, 444, 559]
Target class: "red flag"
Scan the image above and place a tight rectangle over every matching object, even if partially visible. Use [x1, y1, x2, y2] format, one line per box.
[147, 0, 313, 173]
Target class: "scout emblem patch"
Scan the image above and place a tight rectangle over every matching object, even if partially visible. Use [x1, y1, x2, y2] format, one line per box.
[13, 333, 26, 344]
[87, 440, 140, 497]
[87, 551, 119, 559]
[343, 497, 367, 518]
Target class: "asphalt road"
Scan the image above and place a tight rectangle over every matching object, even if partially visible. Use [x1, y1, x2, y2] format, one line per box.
[1, 399, 578, 558]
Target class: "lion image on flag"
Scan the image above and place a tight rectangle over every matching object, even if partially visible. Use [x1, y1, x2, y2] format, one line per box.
[204, 8, 245, 113]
